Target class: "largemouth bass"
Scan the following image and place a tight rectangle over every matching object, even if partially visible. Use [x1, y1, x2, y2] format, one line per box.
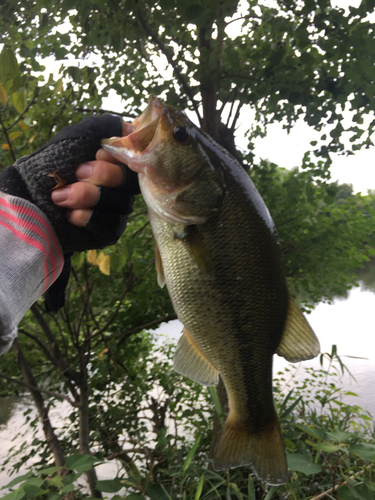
[102, 96, 320, 485]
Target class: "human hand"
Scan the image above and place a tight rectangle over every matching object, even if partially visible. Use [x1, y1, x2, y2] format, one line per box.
[51, 146, 133, 228]
[0, 116, 139, 253]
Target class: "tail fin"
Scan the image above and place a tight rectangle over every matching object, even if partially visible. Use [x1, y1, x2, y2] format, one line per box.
[213, 414, 288, 485]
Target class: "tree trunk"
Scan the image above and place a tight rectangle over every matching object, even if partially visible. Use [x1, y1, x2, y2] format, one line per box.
[13, 339, 66, 468]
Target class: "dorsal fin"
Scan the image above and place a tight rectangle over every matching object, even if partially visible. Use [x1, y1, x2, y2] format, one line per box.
[276, 294, 320, 362]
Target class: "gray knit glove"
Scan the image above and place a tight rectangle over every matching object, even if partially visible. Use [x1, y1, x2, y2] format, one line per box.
[0, 115, 140, 253]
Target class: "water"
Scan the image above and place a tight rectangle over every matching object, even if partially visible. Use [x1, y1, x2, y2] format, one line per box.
[1, 285, 374, 489]
[158, 285, 375, 415]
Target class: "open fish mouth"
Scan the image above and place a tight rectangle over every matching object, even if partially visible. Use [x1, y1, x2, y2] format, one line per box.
[102, 96, 164, 172]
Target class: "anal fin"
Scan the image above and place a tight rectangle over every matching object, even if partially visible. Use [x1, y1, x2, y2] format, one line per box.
[276, 293, 320, 362]
[173, 328, 219, 386]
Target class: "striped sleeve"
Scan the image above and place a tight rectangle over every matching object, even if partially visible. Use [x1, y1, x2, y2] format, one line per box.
[0, 192, 64, 355]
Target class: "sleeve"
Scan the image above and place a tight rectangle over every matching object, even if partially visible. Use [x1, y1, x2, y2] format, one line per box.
[0, 192, 64, 355]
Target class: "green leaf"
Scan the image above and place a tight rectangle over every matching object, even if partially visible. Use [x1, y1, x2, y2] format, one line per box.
[182, 436, 201, 472]
[60, 484, 75, 494]
[23, 479, 43, 488]
[65, 454, 97, 472]
[10, 90, 26, 114]
[71, 252, 85, 268]
[47, 476, 63, 489]
[61, 473, 78, 486]
[247, 476, 255, 500]
[264, 486, 279, 500]
[296, 424, 325, 441]
[124, 495, 145, 500]
[95, 479, 123, 493]
[194, 475, 204, 500]
[314, 441, 341, 453]
[0, 493, 20, 500]
[110, 252, 126, 273]
[4, 473, 33, 490]
[0, 47, 20, 84]
[207, 386, 224, 424]
[46, 494, 62, 500]
[230, 482, 243, 500]
[350, 443, 375, 462]
[0, 82, 8, 105]
[23, 484, 43, 498]
[147, 484, 170, 500]
[337, 483, 372, 500]
[287, 453, 322, 475]
[327, 429, 354, 443]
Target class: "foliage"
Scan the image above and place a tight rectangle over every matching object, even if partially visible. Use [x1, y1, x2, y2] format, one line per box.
[1, 0, 375, 498]
[2, 0, 375, 162]
[1, 346, 375, 500]
[249, 160, 375, 306]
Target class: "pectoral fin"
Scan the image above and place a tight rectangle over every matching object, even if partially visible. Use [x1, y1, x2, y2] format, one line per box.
[173, 328, 219, 386]
[276, 294, 320, 362]
[174, 225, 214, 276]
[155, 242, 165, 288]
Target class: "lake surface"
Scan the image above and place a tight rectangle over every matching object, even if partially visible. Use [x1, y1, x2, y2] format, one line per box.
[1, 284, 374, 490]
[157, 284, 375, 416]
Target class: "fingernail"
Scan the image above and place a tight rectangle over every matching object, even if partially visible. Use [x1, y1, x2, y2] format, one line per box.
[76, 162, 93, 179]
[51, 186, 70, 203]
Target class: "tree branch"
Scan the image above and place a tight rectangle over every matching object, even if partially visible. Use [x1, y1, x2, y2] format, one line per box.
[18, 327, 56, 364]
[0, 113, 16, 162]
[275, 215, 300, 228]
[12, 339, 67, 468]
[116, 313, 177, 348]
[30, 304, 81, 382]
[6, 87, 39, 132]
[75, 107, 137, 120]
[0, 372, 78, 406]
[106, 449, 146, 461]
[135, 8, 202, 125]
[85, 265, 136, 347]
[229, 99, 244, 132]
[310, 464, 372, 500]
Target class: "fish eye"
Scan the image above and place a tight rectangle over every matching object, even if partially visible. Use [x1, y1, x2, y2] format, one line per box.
[172, 126, 189, 143]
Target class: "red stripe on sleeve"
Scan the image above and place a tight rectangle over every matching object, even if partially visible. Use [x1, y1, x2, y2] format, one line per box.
[0, 198, 63, 290]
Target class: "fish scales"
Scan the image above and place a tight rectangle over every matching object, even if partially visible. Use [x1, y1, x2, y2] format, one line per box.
[102, 95, 320, 485]
[149, 165, 288, 426]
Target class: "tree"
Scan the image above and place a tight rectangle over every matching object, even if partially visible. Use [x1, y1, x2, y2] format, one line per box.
[1, 0, 375, 496]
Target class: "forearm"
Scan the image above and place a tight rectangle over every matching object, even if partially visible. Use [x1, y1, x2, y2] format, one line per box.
[0, 192, 64, 354]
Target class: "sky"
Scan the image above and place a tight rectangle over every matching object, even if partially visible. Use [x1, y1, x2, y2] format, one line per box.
[251, 120, 375, 195]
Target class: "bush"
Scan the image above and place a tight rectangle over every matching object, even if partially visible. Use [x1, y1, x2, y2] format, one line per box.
[1, 345, 374, 500]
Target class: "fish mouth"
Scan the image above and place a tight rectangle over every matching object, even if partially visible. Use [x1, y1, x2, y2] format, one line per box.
[102, 96, 208, 226]
[102, 95, 165, 174]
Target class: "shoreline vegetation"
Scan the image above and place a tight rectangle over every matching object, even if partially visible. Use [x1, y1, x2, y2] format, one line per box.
[1, 343, 375, 500]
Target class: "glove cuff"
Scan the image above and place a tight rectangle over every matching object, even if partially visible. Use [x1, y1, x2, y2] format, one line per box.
[0, 166, 33, 202]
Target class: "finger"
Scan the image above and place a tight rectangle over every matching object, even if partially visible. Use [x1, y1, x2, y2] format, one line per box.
[51, 182, 100, 208]
[96, 148, 120, 163]
[75, 160, 125, 187]
[66, 208, 92, 227]
[122, 122, 136, 136]
[95, 121, 135, 163]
